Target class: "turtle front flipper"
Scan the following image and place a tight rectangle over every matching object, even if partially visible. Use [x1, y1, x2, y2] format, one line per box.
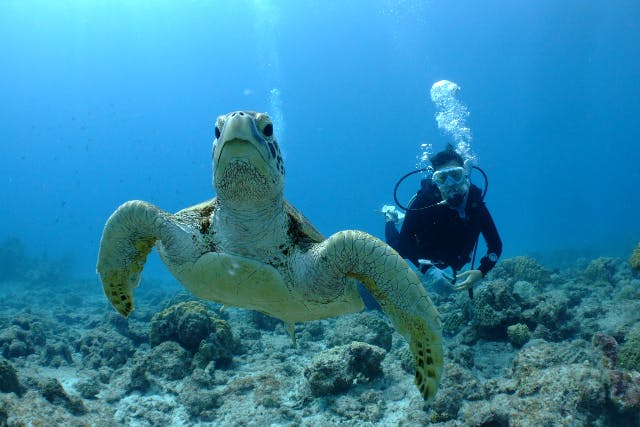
[306, 230, 443, 402]
[97, 200, 196, 317]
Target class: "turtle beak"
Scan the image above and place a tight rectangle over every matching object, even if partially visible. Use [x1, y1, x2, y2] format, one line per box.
[213, 112, 268, 167]
[220, 113, 255, 143]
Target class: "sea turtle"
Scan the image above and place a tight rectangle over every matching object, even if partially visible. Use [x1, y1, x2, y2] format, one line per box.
[97, 111, 443, 401]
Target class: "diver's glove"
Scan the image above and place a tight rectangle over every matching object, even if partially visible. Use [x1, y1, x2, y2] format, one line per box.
[380, 205, 404, 224]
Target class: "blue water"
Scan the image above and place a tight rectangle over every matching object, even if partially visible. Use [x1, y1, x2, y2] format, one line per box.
[1, 1, 639, 279]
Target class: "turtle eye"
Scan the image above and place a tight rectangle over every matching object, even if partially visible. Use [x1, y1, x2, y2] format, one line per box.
[215, 126, 221, 139]
[262, 123, 273, 137]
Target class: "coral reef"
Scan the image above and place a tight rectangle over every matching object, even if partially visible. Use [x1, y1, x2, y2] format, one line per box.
[326, 392, 386, 423]
[618, 324, 640, 371]
[38, 378, 86, 415]
[511, 279, 542, 306]
[513, 339, 598, 369]
[103, 311, 150, 345]
[0, 357, 23, 395]
[150, 300, 235, 368]
[464, 340, 610, 426]
[584, 257, 618, 286]
[490, 255, 551, 285]
[530, 290, 577, 341]
[0, 315, 46, 359]
[608, 369, 640, 413]
[42, 342, 73, 367]
[145, 341, 193, 380]
[592, 332, 618, 368]
[429, 362, 485, 422]
[149, 301, 236, 368]
[326, 311, 393, 351]
[75, 377, 100, 400]
[437, 298, 473, 337]
[507, 323, 531, 348]
[631, 242, 640, 270]
[304, 342, 386, 397]
[1, 253, 640, 425]
[77, 325, 134, 369]
[127, 341, 193, 393]
[472, 279, 521, 339]
[178, 370, 222, 419]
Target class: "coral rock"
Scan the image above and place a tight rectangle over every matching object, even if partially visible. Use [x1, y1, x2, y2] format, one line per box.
[146, 341, 193, 380]
[631, 243, 640, 271]
[77, 326, 134, 369]
[490, 256, 551, 285]
[0, 317, 46, 359]
[38, 377, 86, 415]
[304, 342, 386, 397]
[179, 375, 221, 420]
[584, 257, 618, 286]
[507, 323, 531, 348]
[473, 279, 521, 339]
[430, 363, 485, 422]
[592, 332, 618, 369]
[533, 291, 570, 329]
[608, 369, 640, 413]
[0, 357, 23, 395]
[512, 280, 542, 307]
[327, 312, 393, 351]
[618, 325, 640, 371]
[150, 301, 234, 362]
[75, 377, 101, 399]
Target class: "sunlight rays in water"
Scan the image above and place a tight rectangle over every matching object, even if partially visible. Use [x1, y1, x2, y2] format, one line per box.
[252, 0, 286, 150]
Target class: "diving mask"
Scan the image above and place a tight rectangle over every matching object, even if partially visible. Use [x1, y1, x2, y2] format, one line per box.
[432, 166, 467, 187]
[433, 166, 470, 213]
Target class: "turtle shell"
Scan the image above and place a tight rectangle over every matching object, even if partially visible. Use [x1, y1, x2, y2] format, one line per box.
[284, 200, 324, 244]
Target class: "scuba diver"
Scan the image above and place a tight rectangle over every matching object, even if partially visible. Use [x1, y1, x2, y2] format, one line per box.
[383, 144, 502, 295]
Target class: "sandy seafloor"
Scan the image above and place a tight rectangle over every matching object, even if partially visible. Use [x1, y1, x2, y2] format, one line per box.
[1, 243, 640, 426]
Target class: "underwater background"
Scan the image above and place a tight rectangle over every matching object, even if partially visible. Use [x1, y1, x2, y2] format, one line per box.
[1, 1, 640, 426]
[1, 0, 639, 278]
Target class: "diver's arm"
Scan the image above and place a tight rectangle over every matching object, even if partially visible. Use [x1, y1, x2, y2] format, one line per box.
[477, 204, 503, 277]
[395, 209, 423, 268]
[386, 221, 419, 267]
[385, 220, 401, 251]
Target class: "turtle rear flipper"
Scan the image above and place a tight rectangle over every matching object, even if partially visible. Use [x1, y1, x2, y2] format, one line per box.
[97, 200, 195, 316]
[305, 230, 444, 402]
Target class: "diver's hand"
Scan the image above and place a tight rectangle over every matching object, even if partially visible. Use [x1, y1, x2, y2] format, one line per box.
[380, 205, 403, 224]
[417, 259, 433, 269]
[454, 270, 483, 291]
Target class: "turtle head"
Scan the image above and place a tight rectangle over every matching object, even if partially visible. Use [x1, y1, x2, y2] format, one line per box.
[212, 111, 285, 203]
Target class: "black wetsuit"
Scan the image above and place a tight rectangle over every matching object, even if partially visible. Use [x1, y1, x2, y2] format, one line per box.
[386, 183, 502, 277]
